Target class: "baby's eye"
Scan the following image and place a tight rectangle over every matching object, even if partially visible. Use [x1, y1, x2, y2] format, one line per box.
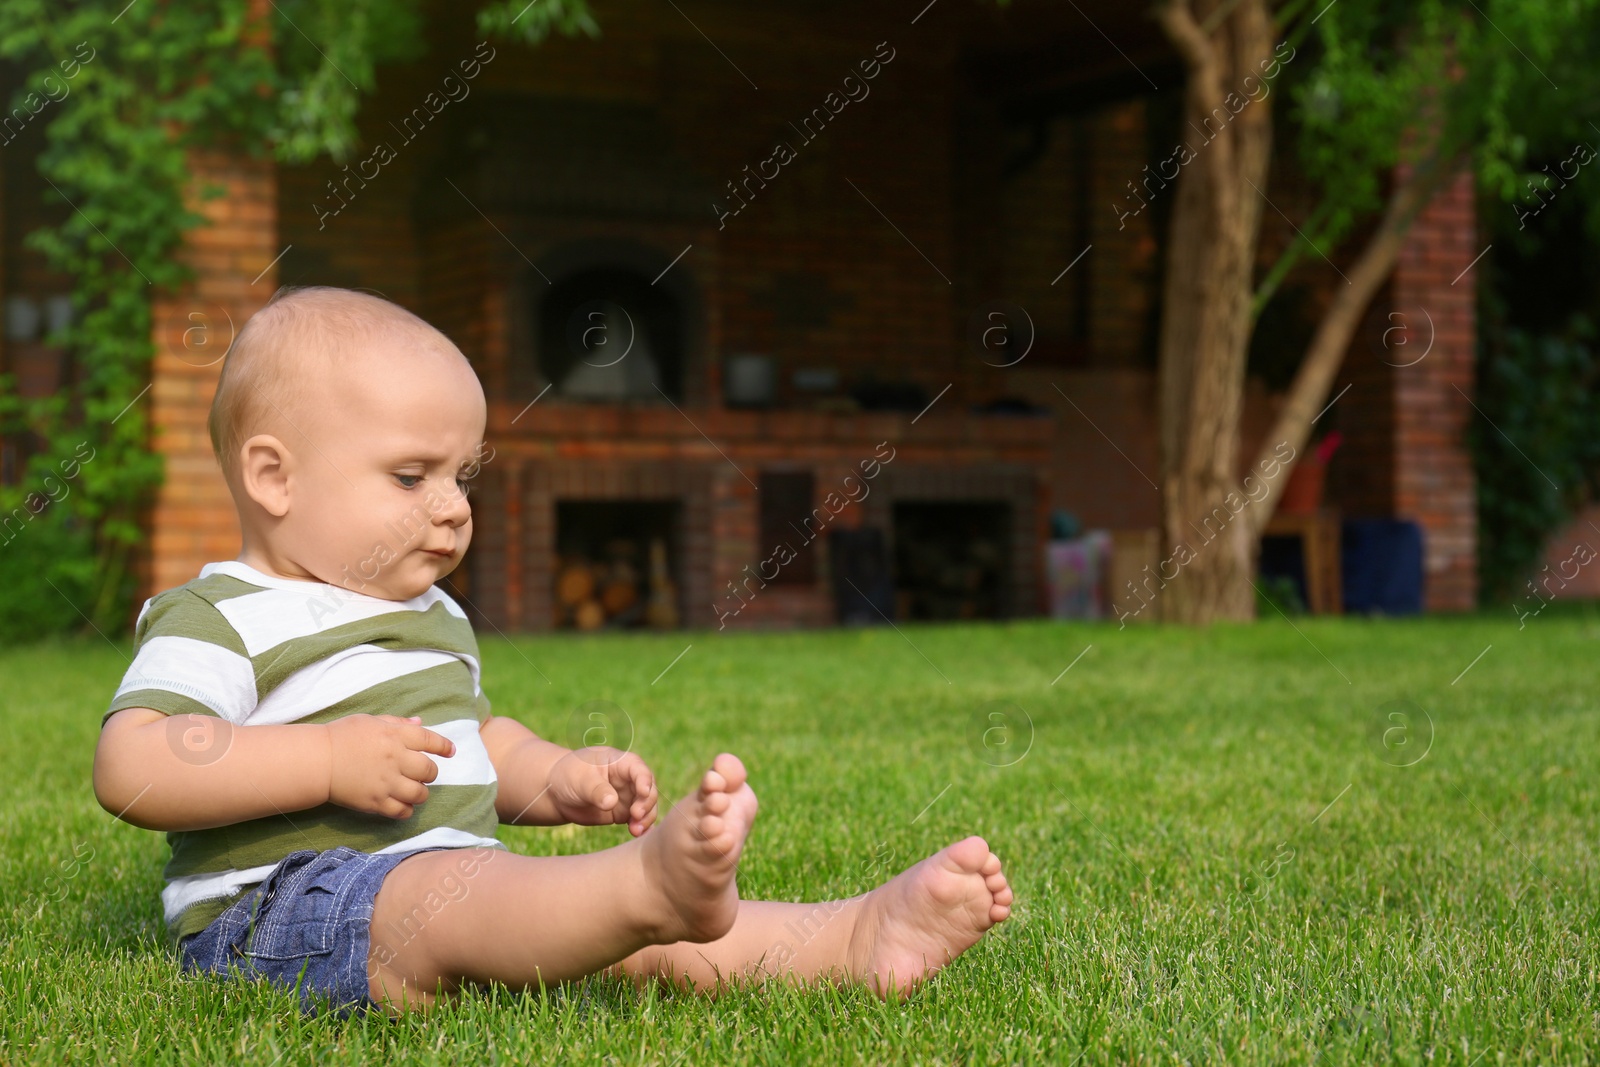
[455, 477, 473, 496]
[395, 474, 422, 489]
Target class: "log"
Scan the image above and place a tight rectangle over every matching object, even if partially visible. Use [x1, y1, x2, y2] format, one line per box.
[557, 564, 596, 607]
[574, 599, 606, 631]
[601, 579, 638, 616]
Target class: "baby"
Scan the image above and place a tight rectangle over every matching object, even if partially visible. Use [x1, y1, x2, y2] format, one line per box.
[93, 286, 1012, 1015]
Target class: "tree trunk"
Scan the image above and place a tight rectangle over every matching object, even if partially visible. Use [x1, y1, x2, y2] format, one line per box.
[1154, 0, 1275, 624]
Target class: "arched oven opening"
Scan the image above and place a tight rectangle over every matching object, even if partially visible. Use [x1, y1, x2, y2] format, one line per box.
[528, 240, 696, 404]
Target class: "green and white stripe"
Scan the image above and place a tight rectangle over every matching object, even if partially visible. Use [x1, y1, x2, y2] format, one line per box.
[105, 561, 502, 940]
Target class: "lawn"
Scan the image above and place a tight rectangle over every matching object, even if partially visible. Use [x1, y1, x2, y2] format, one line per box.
[2, 608, 1597, 1065]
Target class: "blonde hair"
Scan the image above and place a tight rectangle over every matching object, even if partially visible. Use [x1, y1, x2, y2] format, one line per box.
[207, 286, 462, 485]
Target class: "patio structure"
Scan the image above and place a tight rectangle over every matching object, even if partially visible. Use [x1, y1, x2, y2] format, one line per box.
[0, 0, 1481, 629]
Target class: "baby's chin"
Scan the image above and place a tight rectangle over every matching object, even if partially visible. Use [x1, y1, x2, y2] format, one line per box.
[330, 552, 457, 601]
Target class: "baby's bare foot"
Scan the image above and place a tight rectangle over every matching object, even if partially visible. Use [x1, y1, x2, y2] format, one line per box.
[846, 836, 1012, 997]
[639, 753, 759, 944]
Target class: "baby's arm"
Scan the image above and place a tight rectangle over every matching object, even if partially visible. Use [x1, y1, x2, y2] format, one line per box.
[481, 715, 658, 835]
[94, 708, 456, 832]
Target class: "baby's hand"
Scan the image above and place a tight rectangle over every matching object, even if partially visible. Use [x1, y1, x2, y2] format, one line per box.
[326, 714, 456, 820]
[548, 747, 658, 836]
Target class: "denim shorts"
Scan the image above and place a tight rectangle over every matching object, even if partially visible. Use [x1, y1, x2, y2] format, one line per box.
[178, 845, 446, 1016]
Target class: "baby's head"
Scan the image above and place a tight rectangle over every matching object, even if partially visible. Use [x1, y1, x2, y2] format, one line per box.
[208, 286, 488, 601]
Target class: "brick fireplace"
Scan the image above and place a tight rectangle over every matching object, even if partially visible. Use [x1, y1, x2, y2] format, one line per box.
[455, 404, 1050, 630]
[400, 89, 1055, 631]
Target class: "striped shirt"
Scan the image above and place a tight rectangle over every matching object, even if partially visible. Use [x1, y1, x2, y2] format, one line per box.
[105, 560, 503, 940]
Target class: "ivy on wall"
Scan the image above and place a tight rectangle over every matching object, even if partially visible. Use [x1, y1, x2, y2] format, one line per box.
[0, 0, 593, 641]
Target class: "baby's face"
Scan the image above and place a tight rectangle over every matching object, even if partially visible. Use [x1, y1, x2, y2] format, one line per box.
[277, 343, 488, 601]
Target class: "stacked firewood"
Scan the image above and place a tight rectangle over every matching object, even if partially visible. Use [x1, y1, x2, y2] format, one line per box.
[553, 537, 679, 630]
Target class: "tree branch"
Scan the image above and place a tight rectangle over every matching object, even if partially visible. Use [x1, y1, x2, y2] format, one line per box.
[1201, 0, 1248, 35]
[1156, 1, 1225, 119]
[1245, 150, 1472, 539]
[1156, 0, 1238, 216]
[1271, 0, 1319, 39]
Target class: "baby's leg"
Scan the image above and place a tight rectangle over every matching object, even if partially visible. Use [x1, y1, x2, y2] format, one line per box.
[367, 753, 758, 1011]
[612, 836, 1013, 997]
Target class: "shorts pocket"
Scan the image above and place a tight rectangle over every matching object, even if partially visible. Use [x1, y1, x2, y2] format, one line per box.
[239, 852, 351, 962]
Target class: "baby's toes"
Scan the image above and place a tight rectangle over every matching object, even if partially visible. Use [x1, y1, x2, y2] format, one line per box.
[698, 812, 726, 843]
[708, 753, 747, 792]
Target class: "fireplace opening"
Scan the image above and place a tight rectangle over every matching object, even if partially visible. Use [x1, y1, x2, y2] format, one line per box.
[891, 502, 1011, 620]
[554, 500, 682, 630]
[538, 266, 686, 402]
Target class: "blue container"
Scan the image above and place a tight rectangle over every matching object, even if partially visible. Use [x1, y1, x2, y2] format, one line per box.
[1341, 518, 1425, 615]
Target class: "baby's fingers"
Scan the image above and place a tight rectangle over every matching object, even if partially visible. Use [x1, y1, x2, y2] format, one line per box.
[629, 792, 659, 835]
[609, 753, 655, 798]
[404, 724, 456, 759]
[584, 772, 620, 813]
[376, 777, 428, 819]
[630, 760, 657, 803]
[401, 751, 440, 785]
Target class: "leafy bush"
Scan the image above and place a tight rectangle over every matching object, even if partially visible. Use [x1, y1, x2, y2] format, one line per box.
[1471, 318, 1600, 604]
[0, 491, 99, 645]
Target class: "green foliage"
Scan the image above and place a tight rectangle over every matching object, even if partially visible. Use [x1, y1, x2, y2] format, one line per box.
[1471, 92, 1600, 605]
[0, 0, 594, 638]
[0, 499, 96, 645]
[477, 0, 601, 46]
[1274, 0, 1600, 285]
[1471, 319, 1600, 603]
[1254, 573, 1307, 615]
[0, 1, 267, 631]
[1281, 2, 1453, 254]
[271, 0, 431, 164]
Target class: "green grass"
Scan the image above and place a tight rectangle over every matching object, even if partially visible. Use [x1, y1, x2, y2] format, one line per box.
[3, 609, 1598, 1064]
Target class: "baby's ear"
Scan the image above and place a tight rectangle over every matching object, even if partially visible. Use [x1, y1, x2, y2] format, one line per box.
[239, 434, 292, 517]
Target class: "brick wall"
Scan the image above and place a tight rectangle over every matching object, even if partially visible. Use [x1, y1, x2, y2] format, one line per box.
[141, 149, 280, 603]
[1391, 171, 1478, 610]
[276, 3, 965, 401]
